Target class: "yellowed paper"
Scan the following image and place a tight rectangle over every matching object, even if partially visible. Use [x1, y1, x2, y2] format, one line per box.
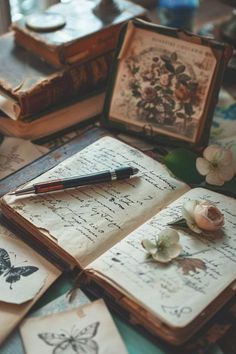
[20, 299, 128, 354]
[0, 236, 48, 304]
[0, 223, 61, 345]
[90, 188, 236, 328]
[4, 136, 189, 267]
[0, 137, 49, 180]
[110, 27, 217, 143]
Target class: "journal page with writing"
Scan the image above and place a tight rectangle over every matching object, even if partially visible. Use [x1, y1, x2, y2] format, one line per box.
[3, 137, 189, 267]
[89, 188, 236, 328]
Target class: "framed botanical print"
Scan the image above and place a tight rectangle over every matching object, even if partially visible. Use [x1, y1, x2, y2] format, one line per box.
[102, 19, 232, 149]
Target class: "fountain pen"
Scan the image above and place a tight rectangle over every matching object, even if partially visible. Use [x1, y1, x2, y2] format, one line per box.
[9, 166, 139, 196]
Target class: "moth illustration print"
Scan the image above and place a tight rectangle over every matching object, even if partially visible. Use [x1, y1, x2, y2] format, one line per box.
[38, 322, 100, 354]
[0, 248, 39, 289]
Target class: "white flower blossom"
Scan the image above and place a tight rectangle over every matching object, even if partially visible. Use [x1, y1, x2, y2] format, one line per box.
[141, 228, 182, 263]
[196, 145, 235, 186]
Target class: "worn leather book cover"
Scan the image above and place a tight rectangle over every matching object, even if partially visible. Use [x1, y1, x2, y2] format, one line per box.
[0, 32, 113, 120]
[102, 18, 233, 150]
[1, 136, 236, 346]
[11, 0, 147, 68]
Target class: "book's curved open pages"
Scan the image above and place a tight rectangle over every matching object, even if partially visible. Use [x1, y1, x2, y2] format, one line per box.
[2, 137, 189, 268]
[89, 188, 236, 339]
[2, 136, 235, 344]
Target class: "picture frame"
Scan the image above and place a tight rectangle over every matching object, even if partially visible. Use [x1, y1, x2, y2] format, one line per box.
[102, 19, 232, 149]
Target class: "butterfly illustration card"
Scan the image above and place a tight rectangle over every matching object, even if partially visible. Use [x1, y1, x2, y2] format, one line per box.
[0, 234, 49, 304]
[20, 298, 128, 354]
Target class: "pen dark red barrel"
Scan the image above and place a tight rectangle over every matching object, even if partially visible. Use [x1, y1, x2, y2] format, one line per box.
[10, 166, 139, 196]
[35, 180, 64, 193]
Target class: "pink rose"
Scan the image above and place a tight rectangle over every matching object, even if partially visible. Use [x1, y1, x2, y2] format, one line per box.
[141, 86, 157, 102]
[174, 83, 190, 101]
[160, 74, 170, 87]
[182, 200, 224, 234]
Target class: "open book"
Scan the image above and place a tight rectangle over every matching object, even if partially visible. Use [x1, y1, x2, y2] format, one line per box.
[1, 136, 236, 345]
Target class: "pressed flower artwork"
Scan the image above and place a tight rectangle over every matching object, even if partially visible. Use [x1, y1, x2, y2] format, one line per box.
[109, 26, 217, 143]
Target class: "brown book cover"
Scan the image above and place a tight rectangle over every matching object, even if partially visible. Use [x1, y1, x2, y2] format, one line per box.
[0, 32, 113, 120]
[11, 0, 147, 68]
[1, 136, 236, 346]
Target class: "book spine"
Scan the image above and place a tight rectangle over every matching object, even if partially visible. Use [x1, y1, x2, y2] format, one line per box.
[17, 51, 113, 120]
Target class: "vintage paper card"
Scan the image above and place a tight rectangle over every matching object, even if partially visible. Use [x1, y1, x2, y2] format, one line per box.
[0, 233, 48, 304]
[103, 19, 232, 148]
[0, 289, 91, 354]
[0, 137, 49, 180]
[20, 299, 128, 354]
[0, 223, 61, 345]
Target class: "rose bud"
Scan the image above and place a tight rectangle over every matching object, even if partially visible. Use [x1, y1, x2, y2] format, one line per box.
[160, 74, 170, 87]
[193, 202, 224, 231]
[181, 200, 225, 234]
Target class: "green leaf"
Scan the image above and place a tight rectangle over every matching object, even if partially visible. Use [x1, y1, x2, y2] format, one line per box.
[165, 62, 175, 73]
[170, 52, 178, 62]
[176, 112, 185, 119]
[178, 73, 191, 82]
[175, 65, 185, 74]
[161, 54, 170, 62]
[184, 103, 193, 115]
[163, 148, 204, 184]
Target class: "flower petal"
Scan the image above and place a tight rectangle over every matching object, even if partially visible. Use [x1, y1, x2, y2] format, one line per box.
[196, 157, 211, 176]
[219, 148, 233, 166]
[185, 219, 202, 233]
[158, 228, 179, 245]
[203, 145, 223, 162]
[141, 239, 157, 255]
[152, 249, 171, 263]
[205, 171, 225, 186]
[167, 243, 182, 258]
[218, 165, 235, 182]
[182, 200, 197, 222]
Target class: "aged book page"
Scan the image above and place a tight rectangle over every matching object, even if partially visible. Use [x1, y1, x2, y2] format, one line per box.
[0, 222, 61, 345]
[3, 137, 189, 267]
[89, 188, 236, 329]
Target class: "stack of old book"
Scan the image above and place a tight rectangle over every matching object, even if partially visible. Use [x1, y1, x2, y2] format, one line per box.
[0, 0, 146, 140]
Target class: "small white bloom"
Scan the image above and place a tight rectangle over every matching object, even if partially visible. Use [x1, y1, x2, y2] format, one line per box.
[196, 145, 235, 186]
[141, 228, 182, 263]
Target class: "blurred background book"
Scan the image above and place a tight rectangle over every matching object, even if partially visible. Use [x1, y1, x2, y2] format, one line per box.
[0, 0, 147, 139]
[0, 32, 113, 120]
[11, 0, 147, 68]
